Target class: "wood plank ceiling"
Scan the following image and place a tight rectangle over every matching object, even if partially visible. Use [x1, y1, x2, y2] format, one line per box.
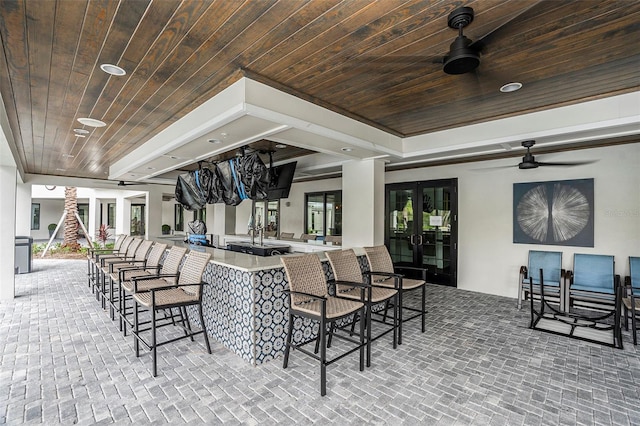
[0, 0, 638, 180]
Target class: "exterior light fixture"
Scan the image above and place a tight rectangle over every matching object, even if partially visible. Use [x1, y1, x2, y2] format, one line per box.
[500, 82, 523, 93]
[100, 64, 126, 76]
[77, 117, 106, 127]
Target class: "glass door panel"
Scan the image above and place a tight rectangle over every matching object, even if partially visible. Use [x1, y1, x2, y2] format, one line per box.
[131, 204, 145, 236]
[306, 194, 324, 235]
[387, 187, 416, 267]
[420, 184, 454, 286]
[266, 201, 279, 233]
[325, 192, 342, 235]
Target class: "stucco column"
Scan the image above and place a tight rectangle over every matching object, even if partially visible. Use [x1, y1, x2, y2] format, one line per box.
[145, 186, 163, 238]
[15, 181, 31, 236]
[0, 165, 17, 299]
[88, 194, 99, 242]
[342, 158, 386, 248]
[211, 204, 236, 246]
[115, 194, 131, 235]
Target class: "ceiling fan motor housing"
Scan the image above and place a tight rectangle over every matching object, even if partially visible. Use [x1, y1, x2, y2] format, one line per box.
[518, 160, 539, 169]
[443, 35, 480, 74]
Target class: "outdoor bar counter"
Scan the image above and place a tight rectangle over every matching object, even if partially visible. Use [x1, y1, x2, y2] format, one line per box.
[157, 237, 346, 365]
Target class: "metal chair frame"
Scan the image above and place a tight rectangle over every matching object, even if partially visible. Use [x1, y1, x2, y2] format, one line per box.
[622, 256, 640, 345]
[364, 245, 427, 345]
[281, 254, 366, 396]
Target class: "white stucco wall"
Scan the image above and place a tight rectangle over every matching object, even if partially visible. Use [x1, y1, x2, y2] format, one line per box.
[162, 200, 175, 232]
[31, 199, 65, 240]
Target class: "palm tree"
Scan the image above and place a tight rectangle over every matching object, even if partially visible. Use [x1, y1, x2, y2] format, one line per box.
[62, 186, 81, 250]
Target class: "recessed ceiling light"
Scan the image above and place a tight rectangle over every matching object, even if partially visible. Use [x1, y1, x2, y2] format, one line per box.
[73, 128, 90, 134]
[275, 144, 287, 149]
[341, 147, 353, 152]
[500, 82, 523, 93]
[208, 139, 222, 144]
[56, 168, 66, 171]
[146, 166, 155, 170]
[77, 117, 106, 127]
[62, 154, 75, 158]
[74, 134, 86, 138]
[100, 63, 126, 76]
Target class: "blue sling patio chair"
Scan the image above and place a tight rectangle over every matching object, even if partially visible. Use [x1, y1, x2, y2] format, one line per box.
[622, 256, 640, 345]
[517, 250, 564, 311]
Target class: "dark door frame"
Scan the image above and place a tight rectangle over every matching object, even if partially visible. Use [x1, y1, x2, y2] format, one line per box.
[385, 178, 458, 287]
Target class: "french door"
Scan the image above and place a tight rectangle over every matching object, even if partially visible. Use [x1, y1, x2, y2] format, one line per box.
[385, 179, 458, 287]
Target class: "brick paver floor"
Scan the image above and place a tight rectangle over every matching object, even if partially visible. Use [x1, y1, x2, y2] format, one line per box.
[1, 259, 640, 424]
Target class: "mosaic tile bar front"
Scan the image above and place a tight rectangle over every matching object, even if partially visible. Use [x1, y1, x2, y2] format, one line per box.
[187, 255, 370, 366]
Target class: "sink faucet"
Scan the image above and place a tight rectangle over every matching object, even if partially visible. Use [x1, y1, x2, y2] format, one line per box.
[249, 219, 263, 246]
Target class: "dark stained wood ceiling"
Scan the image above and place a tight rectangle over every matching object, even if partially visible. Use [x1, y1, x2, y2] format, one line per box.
[0, 0, 638, 180]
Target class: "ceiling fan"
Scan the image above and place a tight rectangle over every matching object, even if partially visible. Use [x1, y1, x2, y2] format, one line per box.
[439, 4, 541, 75]
[516, 140, 596, 169]
[351, 3, 542, 79]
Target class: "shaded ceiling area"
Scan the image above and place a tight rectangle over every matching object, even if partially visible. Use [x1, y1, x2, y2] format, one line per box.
[0, 0, 639, 182]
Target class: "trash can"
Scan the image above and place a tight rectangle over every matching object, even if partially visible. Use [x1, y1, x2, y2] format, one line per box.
[15, 236, 33, 274]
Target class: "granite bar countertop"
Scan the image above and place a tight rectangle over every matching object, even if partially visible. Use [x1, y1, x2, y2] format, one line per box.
[155, 235, 344, 272]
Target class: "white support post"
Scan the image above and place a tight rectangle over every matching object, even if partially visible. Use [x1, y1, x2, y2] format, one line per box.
[74, 211, 93, 247]
[342, 158, 386, 248]
[0, 165, 17, 300]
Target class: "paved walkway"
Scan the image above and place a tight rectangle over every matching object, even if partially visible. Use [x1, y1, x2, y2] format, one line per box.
[1, 259, 640, 424]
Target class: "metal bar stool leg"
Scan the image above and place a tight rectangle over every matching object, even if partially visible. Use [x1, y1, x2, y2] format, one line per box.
[199, 304, 212, 354]
[283, 313, 294, 368]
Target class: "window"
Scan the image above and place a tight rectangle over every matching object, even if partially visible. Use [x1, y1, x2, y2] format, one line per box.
[107, 203, 116, 227]
[174, 204, 184, 231]
[77, 203, 89, 227]
[31, 203, 40, 230]
[304, 191, 342, 237]
[192, 207, 206, 223]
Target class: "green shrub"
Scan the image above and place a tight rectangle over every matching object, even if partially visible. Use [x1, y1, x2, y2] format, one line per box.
[31, 242, 46, 255]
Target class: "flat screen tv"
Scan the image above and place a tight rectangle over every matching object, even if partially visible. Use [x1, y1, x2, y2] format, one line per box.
[267, 161, 297, 200]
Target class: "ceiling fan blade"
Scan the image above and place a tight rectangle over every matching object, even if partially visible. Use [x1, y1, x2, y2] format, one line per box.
[537, 160, 598, 167]
[117, 180, 143, 186]
[472, 164, 517, 171]
[469, 1, 545, 53]
[345, 55, 444, 74]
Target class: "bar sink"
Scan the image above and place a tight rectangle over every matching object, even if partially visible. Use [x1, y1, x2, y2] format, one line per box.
[226, 242, 290, 256]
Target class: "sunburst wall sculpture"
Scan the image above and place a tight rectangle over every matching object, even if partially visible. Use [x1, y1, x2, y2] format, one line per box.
[513, 178, 594, 247]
